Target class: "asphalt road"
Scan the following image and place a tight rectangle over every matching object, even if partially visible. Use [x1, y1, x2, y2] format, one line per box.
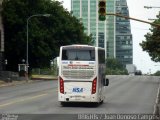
[0, 75, 159, 120]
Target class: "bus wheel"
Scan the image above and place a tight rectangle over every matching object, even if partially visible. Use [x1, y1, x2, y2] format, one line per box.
[60, 102, 65, 106]
[92, 102, 99, 107]
[100, 100, 104, 104]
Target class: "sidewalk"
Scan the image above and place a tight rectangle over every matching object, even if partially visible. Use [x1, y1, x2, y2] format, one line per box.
[0, 75, 57, 88]
[0, 80, 34, 87]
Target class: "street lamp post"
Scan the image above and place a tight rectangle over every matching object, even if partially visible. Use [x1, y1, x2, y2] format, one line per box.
[148, 18, 156, 21]
[144, 6, 160, 9]
[26, 14, 50, 81]
[144, 6, 160, 22]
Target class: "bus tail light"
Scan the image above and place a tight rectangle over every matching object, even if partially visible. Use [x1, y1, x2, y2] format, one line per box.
[59, 77, 64, 94]
[92, 77, 97, 94]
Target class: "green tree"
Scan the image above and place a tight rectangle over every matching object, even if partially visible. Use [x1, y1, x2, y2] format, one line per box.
[106, 58, 128, 75]
[2, 0, 91, 71]
[153, 71, 160, 76]
[140, 14, 160, 62]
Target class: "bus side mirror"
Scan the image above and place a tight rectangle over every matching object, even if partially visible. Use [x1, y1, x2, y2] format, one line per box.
[104, 78, 109, 86]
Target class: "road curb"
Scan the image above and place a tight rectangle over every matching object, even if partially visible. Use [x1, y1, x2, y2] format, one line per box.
[153, 78, 160, 119]
[0, 80, 41, 88]
[31, 75, 58, 81]
[0, 76, 58, 88]
[31, 77, 57, 80]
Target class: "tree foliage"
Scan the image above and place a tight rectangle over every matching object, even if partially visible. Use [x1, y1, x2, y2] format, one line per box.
[106, 58, 128, 75]
[140, 14, 160, 62]
[153, 71, 160, 76]
[2, 0, 91, 71]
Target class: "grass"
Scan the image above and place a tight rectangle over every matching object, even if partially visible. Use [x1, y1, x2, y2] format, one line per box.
[0, 80, 5, 85]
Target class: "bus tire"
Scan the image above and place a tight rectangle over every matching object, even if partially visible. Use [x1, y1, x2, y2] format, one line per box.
[100, 100, 104, 104]
[92, 102, 99, 107]
[60, 102, 65, 106]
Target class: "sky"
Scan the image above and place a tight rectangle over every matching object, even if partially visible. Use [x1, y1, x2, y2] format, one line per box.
[58, 0, 160, 74]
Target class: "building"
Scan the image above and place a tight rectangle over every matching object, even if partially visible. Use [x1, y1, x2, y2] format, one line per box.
[71, 0, 133, 65]
[116, 0, 133, 65]
[106, 0, 116, 58]
[71, 0, 115, 58]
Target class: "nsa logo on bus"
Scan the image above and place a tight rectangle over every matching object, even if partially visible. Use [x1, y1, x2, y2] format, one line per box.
[72, 88, 83, 93]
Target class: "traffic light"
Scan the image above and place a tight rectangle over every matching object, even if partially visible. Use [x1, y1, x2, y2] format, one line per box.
[98, 0, 106, 21]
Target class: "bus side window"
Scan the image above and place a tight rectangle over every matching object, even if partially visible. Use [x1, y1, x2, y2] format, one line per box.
[62, 50, 68, 60]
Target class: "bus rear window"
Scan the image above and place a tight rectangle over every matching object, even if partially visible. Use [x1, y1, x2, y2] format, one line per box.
[62, 49, 95, 61]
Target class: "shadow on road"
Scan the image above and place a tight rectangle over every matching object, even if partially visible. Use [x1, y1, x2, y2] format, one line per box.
[60, 102, 104, 108]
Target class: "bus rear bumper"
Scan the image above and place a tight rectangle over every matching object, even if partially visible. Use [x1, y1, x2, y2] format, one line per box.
[58, 94, 100, 103]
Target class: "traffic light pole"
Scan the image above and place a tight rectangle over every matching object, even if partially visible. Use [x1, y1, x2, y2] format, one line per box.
[106, 13, 160, 27]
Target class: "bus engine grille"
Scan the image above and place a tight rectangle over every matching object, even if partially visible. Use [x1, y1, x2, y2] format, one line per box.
[62, 70, 95, 79]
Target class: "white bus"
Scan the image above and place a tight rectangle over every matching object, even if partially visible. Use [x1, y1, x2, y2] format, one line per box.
[58, 44, 109, 106]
